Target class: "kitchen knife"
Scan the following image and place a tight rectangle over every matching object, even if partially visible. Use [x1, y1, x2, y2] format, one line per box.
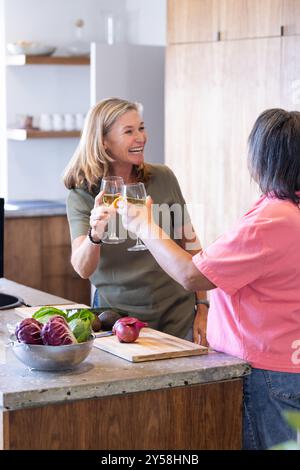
[94, 331, 113, 338]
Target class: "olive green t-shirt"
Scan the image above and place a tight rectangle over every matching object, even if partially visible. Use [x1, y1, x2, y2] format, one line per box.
[66, 164, 195, 338]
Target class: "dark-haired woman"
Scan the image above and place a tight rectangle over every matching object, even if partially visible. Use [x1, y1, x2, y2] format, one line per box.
[119, 108, 300, 449]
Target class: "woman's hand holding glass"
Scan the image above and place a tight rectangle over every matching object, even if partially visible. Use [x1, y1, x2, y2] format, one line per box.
[118, 183, 153, 251]
[99, 176, 125, 244]
[89, 190, 115, 242]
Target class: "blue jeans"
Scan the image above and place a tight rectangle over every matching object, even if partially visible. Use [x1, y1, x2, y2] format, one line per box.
[243, 368, 300, 449]
[93, 288, 100, 308]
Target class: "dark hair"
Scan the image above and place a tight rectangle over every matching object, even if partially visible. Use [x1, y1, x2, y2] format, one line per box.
[248, 108, 300, 204]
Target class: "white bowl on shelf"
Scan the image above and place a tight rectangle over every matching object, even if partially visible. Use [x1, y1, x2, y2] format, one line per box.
[7, 41, 56, 56]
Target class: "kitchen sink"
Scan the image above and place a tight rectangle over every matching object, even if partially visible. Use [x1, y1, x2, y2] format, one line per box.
[5, 199, 66, 211]
[0, 293, 23, 310]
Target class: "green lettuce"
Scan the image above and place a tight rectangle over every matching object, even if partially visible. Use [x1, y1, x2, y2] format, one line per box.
[32, 307, 94, 342]
[68, 317, 92, 343]
[32, 306, 68, 324]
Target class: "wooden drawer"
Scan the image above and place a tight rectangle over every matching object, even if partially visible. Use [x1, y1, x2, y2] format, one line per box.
[42, 216, 71, 247]
[4, 215, 90, 303]
[4, 218, 42, 288]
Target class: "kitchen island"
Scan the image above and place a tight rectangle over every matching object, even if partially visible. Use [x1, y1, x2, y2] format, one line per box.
[0, 279, 250, 450]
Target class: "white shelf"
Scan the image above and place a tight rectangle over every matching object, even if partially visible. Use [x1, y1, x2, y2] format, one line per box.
[7, 129, 81, 141]
[6, 55, 90, 66]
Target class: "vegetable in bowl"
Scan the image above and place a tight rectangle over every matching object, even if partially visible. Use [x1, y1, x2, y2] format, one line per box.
[15, 318, 43, 345]
[10, 335, 94, 371]
[41, 316, 77, 346]
[12, 306, 96, 370]
[32, 306, 94, 344]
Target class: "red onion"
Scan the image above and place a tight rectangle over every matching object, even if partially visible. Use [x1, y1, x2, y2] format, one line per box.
[112, 317, 148, 343]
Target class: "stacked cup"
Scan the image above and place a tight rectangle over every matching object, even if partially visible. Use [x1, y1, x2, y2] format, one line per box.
[39, 113, 85, 131]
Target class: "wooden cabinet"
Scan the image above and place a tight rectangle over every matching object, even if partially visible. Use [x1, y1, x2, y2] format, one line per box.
[165, 0, 300, 245]
[4, 215, 90, 304]
[219, 0, 283, 40]
[165, 43, 223, 242]
[167, 0, 285, 44]
[4, 217, 43, 288]
[3, 379, 242, 449]
[167, 0, 219, 43]
[282, 0, 300, 35]
[281, 36, 300, 109]
[166, 38, 281, 244]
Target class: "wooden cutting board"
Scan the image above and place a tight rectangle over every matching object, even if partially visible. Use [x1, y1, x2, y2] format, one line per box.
[93, 327, 208, 362]
[14, 304, 89, 319]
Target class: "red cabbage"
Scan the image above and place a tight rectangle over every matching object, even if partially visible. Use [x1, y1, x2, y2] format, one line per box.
[41, 315, 77, 346]
[15, 318, 43, 345]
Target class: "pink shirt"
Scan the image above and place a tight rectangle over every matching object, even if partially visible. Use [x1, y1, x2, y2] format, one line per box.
[193, 194, 300, 372]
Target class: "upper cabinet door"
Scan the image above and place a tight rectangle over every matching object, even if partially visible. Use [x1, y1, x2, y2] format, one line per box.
[219, 0, 283, 40]
[165, 38, 281, 244]
[167, 0, 219, 44]
[281, 36, 300, 109]
[282, 0, 300, 35]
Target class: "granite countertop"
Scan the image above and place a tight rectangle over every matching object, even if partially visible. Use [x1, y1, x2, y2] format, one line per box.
[0, 279, 250, 411]
[4, 200, 67, 218]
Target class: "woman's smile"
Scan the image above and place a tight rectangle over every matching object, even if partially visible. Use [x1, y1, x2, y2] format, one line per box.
[104, 110, 147, 166]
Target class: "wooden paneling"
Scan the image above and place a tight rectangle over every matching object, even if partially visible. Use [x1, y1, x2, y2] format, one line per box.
[282, 0, 300, 36]
[166, 43, 222, 244]
[281, 36, 300, 108]
[4, 218, 42, 288]
[218, 38, 281, 234]
[42, 246, 74, 276]
[42, 215, 72, 246]
[168, 0, 219, 44]
[4, 216, 90, 304]
[168, 0, 284, 44]
[166, 38, 281, 245]
[219, 0, 283, 40]
[3, 379, 243, 450]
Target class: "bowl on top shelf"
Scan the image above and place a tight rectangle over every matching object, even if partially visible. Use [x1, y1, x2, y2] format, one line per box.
[7, 41, 56, 56]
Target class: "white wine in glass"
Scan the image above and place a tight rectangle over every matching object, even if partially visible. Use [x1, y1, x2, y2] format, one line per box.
[122, 182, 148, 252]
[102, 194, 120, 206]
[100, 176, 125, 244]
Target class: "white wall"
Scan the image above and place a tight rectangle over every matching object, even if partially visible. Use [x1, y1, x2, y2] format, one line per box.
[1, 0, 166, 201]
[5, 0, 126, 46]
[0, 0, 7, 198]
[126, 0, 166, 45]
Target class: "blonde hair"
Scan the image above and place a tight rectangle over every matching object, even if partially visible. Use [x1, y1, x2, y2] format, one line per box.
[63, 97, 151, 194]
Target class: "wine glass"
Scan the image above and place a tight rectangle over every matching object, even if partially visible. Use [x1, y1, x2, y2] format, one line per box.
[122, 182, 148, 252]
[100, 176, 125, 244]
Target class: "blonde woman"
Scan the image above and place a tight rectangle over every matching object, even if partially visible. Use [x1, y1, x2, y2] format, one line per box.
[63, 97, 208, 342]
